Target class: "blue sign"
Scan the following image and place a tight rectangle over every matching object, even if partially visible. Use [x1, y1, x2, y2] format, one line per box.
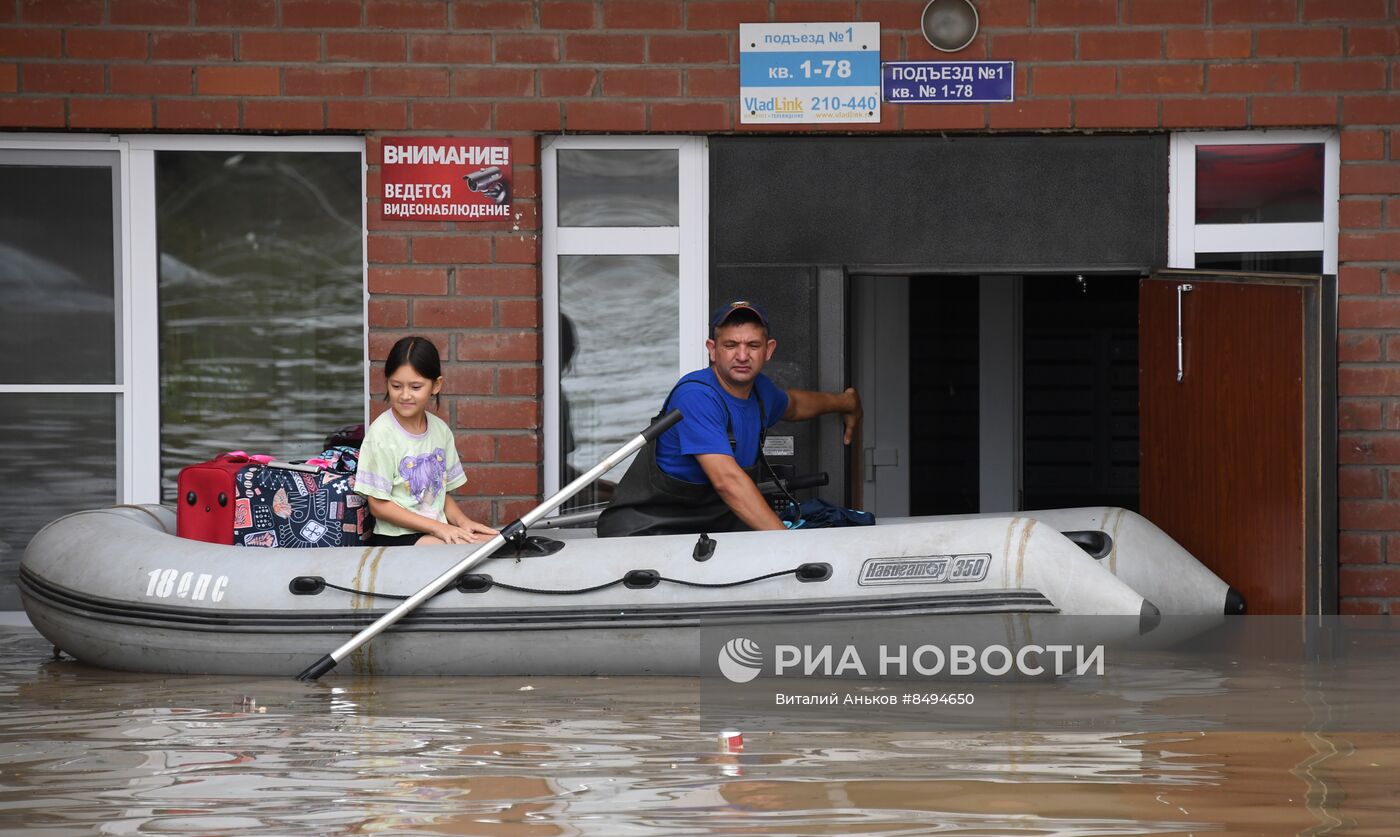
[740, 22, 881, 124]
[882, 61, 1015, 104]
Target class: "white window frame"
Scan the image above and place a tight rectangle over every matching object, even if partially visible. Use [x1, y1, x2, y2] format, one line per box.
[541, 135, 709, 498]
[1169, 130, 1340, 274]
[0, 133, 367, 505]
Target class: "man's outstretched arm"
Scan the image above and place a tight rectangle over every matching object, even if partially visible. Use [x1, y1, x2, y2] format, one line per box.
[783, 387, 863, 444]
[696, 453, 786, 531]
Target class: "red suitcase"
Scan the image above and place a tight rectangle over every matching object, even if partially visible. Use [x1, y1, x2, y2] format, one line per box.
[176, 452, 262, 544]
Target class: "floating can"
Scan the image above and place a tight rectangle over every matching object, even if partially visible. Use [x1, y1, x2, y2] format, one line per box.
[719, 729, 743, 752]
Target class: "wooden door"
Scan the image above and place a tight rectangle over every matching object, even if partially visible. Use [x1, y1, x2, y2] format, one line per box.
[1140, 275, 1307, 614]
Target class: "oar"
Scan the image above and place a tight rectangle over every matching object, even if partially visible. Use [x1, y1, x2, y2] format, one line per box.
[295, 409, 683, 681]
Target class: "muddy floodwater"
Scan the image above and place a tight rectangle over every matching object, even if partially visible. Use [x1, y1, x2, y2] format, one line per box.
[1, 624, 1398, 836]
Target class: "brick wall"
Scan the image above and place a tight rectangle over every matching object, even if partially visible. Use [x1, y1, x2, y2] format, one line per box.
[1, 0, 1396, 609]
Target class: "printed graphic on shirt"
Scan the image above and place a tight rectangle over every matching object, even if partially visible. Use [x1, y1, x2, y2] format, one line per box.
[399, 447, 448, 505]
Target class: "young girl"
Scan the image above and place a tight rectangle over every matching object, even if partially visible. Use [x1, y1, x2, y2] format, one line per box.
[355, 336, 498, 546]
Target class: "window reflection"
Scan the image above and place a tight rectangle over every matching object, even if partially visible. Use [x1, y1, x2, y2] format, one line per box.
[557, 149, 680, 227]
[1195, 251, 1323, 274]
[156, 151, 364, 499]
[559, 255, 679, 510]
[1195, 143, 1324, 225]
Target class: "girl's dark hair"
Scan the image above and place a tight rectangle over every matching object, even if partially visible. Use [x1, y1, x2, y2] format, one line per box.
[383, 336, 443, 407]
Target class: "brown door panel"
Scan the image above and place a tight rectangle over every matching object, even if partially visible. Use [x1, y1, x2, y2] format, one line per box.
[1140, 278, 1305, 615]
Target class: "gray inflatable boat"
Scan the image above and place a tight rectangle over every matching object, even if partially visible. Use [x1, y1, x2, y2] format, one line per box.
[19, 504, 1240, 676]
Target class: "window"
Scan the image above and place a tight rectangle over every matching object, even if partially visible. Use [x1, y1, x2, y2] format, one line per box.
[0, 135, 365, 609]
[542, 137, 708, 509]
[1170, 131, 1339, 274]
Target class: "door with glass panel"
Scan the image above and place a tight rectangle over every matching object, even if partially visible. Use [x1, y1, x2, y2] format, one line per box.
[0, 151, 123, 609]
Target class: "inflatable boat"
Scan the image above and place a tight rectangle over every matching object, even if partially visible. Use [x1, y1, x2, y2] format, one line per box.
[18, 503, 1241, 677]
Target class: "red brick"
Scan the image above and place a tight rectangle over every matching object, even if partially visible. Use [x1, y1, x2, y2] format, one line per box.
[564, 33, 645, 63]
[602, 67, 681, 97]
[155, 98, 238, 129]
[649, 33, 728, 63]
[367, 331, 449, 362]
[1127, 0, 1205, 24]
[370, 267, 449, 295]
[441, 365, 493, 395]
[21, 0, 102, 24]
[1341, 231, 1400, 261]
[198, 66, 280, 96]
[773, 2, 856, 22]
[605, 0, 681, 28]
[987, 99, 1071, 130]
[402, 101, 486, 129]
[466, 464, 540, 494]
[495, 235, 539, 264]
[458, 331, 539, 361]
[0, 28, 62, 57]
[1163, 97, 1247, 128]
[1036, 0, 1117, 26]
[198, 0, 276, 25]
[494, 101, 562, 130]
[414, 299, 494, 328]
[1347, 25, 1400, 56]
[151, 32, 234, 61]
[327, 33, 406, 62]
[411, 235, 492, 264]
[240, 33, 322, 62]
[1340, 565, 1400, 594]
[453, 0, 533, 29]
[496, 434, 539, 462]
[110, 0, 190, 25]
[1166, 28, 1253, 59]
[1305, 0, 1389, 20]
[1300, 60, 1387, 92]
[283, 0, 363, 27]
[0, 96, 65, 127]
[541, 0, 595, 28]
[371, 67, 449, 97]
[1338, 129, 1383, 160]
[0, 66, 15, 93]
[497, 33, 560, 63]
[902, 103, 986, 130]
[1075, 98, 1159, 129]
[1339, 298, 1400, 329]
[1080, 30, 1162, 60]
[686, 67, 738, 96]
[69, 98, 153, 129]
[1388, 336, 1400, 362]
[1251, 95, 1339, 126]
[1339, 332, 1383, 361]
[1340, 370, 1400, 401]
[243, 100, 324, 130]
[540, 67, 597, 96]
[1343, 96, 1400, 125]
[23, 63, 103, 94]
[566, 100, 646, 130]
[1339, 598, 1387, 614]
[493, 498, 538, 522]
[329, 100, 408, 129]
[454, 67, 534, 97]
[285, 68, 364, 96]
[111, 65, 193, 95]
[512, 168, 538, 200]
[456, 267, 538, 296]
[650, 101, 728, 131]
[369, 298, 408, 328]
[1339, 398, 1383, 430]
[1258, 27, 1343, 57]
[1339, 266, 1382, 295]
[367, 0, 447, 28]
[1032, 65, 1115, 96]
[453, 433, 496, 463]
[459, 401, 540, 432]
[1342, 165, 1400, 196]
[1341, 465, 1385, 497]
[367, 234, 408, 263]
[1340, 532, 1384, 563]
[412, 33, 491, 63]
[1388, 201, 1400, 229]
[1389, 402, 1400, 431]
[1209, 62, 1294, 94]
[686, 0, 766, 29]
[1213, 0, 1297, 24]
[66, 29, 148, 60]
[985, 32, 1072, 62]
[1120, 64, 1204, 94]
[498, 366, 541, 395]
[1340, 198, 1383, 228]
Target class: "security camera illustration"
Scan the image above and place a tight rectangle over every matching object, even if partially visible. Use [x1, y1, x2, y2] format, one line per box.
[463, 166, 509, 205]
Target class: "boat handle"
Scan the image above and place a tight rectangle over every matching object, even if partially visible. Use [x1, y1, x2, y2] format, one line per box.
[1176, 283, 1193, 383]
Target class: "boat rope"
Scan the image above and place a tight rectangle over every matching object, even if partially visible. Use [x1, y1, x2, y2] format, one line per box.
[294, 564, 830, 600]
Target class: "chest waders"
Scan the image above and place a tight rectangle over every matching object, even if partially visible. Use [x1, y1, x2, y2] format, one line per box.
[597, 379, 768, 538]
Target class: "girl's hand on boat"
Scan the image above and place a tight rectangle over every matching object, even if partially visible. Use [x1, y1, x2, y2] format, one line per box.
[461, 520, 498, 543]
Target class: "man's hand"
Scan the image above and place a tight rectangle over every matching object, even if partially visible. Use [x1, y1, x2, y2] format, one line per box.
[840, 386, 862, 445]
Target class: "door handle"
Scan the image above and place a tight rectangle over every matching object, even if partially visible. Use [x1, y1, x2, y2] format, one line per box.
[1176, 283, 1193, 383]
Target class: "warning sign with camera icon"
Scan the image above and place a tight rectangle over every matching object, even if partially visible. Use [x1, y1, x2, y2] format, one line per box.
[380, 137, 512, 221]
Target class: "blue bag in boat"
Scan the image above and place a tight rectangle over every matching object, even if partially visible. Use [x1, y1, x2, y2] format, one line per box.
[780, 498, 875, 529]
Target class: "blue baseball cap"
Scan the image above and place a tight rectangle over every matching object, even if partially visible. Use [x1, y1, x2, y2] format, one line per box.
[709, 299, 771, 335]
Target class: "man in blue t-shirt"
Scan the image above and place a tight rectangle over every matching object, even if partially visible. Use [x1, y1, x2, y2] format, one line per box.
[597, 300, 862, 537]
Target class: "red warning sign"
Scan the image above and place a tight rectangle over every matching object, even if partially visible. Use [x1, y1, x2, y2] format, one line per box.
[380, 137, 512, 221]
